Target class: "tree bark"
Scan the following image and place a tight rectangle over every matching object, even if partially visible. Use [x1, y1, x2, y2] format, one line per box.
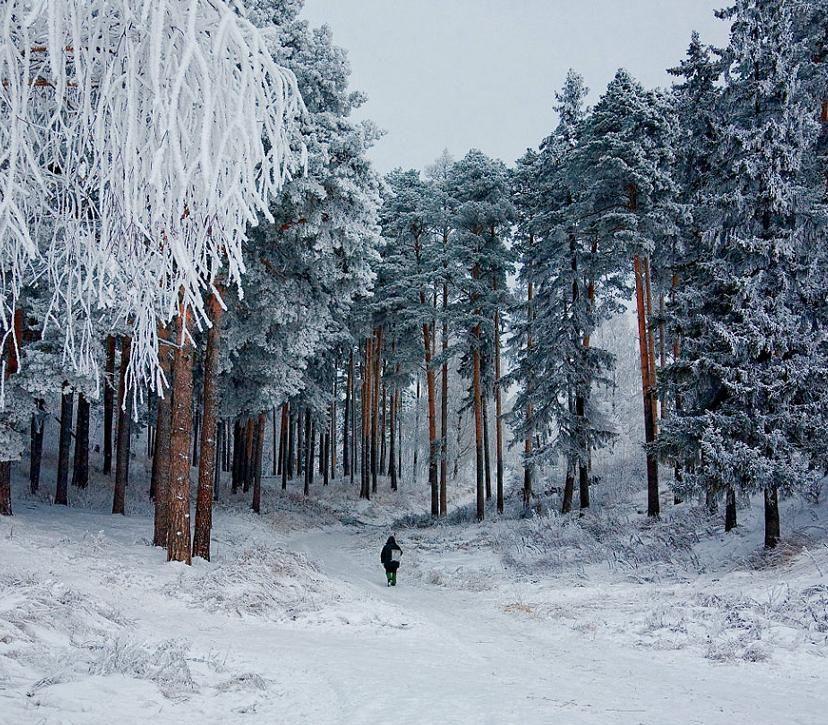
[29, 409, 45, 494]
[304, 414, 313, 496]
[55, 387, 74, 506]
[440, 287, 449, 516]
[193, 293, 223, 560]
[360, 340, 371, 500]
[371, 328, 382, 494]
[764, 486, 780, 548]
[482, 394, 492, 501]
[344, 350, 352, 477]
[243, 417, 254, 493]
[280, 403, 289, 488]
[494, 301, 504, 514]
[380, 381, 387, 476]
[103, 335, 116, 476]
[725, 485, 737, 532]
[214, 419, 224, 502]
[473, 328, 485, 523]
[524, 279, 535, 509]
[167, 308, 194, 565]
[252, 412, 265, 513]
[389, 380, 398, 491]
[152, 326, 174, 547]
[72, 394, 90, 488]
[634, 255, 659, 518]
[232, 419, 242, 493]
[287, 406, 295, 480]
[113, 337, 132, 515]
[562, 460, 575, 514]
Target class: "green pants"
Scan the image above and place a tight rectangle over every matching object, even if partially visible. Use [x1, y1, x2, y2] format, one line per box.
[385, 570, 397, 586]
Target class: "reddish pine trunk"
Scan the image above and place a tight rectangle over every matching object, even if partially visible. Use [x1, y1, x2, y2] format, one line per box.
[72, 395, 90, 488]
[252, 413, 265, 513]
[634, 255, 659, 518]
[193, 294, 223, 560]
[103, 335, 116, 475]
[152, 327, 174, 546]
[167, 308, 194, 565]
[422, 319, 438, 516]
[112, 338, 133, 515]
[344, 351, 352, 476]
[55, 387, 74, 506]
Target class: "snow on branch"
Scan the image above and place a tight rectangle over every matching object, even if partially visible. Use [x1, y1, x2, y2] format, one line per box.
[0, 0, 305, 396]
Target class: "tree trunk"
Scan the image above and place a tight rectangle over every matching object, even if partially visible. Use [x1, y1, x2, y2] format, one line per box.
[193, 293, 223, 561]
[494, 304, 504, 515]
[380, 381, 387, 475]
[524, 280, 534, 509]
[482, 394, 492, 502]
[287, 406, 295, 480]
[473, 329, 485, 523]
[562, 460, 575, 514]
[243, 417, 255, 493]
[413, 374, 420, 479]
[764, 486, 780, 548]
[296, 408, 304, 478]
[371, 329, 382, 494]
[344, 350, 353, 477]
[725, 485, 737, 532]
[252, 413, 265, 513]
[113, 336, 132, 514]
[55, 387, 74, 506]
[423, 319, 438, 516]
[167, 308, 194, 565]
[389, 381, 398, 491]
[360, 340, 371, 500]
[0, 462, 11, 516]
[304, 413, 313, 496]
[440, 285, 449, 516]
[331, 372, 337, 477]
[232, 419, 242, 493]
[72, 394, 90, 488]
[191, 407, 200, 467]
[103, 335, 116, 475]
[323, 413, 330, 487]
[634, 255, 659, 518]
[280, 403, 289, 487]
[152, 326, 174, 547]
[214, 419, 224, 502]
[30, 410, 45, 494]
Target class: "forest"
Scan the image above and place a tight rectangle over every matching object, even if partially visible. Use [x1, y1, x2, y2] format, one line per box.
[1, 1, 827, 723]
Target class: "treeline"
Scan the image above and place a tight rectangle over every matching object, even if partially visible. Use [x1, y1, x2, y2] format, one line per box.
[509, 0, 828, 547]
[2, 0, 826, 556]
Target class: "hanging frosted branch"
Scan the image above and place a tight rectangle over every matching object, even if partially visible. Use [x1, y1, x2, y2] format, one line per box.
[0, 0, 304, 397]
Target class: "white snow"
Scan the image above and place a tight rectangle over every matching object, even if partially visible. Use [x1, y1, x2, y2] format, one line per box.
[1, 469, 826, 724]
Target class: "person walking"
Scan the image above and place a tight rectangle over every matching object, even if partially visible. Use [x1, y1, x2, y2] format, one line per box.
[380, 535, 402, 586]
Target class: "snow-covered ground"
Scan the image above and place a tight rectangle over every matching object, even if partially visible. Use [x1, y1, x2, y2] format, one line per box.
[1, 465, 827, 725]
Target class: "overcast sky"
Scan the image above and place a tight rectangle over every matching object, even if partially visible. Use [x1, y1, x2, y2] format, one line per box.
[301, 1, 732, 173]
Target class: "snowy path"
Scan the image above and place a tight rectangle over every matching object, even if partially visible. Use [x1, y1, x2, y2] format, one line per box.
[284, 526, 825, 725]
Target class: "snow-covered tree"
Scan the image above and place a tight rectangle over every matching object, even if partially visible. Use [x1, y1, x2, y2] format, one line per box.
[661, 0, 824, 547]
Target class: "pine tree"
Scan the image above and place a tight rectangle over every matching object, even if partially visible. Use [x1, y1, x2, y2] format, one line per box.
[662, 0, 823, 547]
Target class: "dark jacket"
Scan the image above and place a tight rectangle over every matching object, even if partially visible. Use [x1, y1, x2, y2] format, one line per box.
[380, 536, 402, 573]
